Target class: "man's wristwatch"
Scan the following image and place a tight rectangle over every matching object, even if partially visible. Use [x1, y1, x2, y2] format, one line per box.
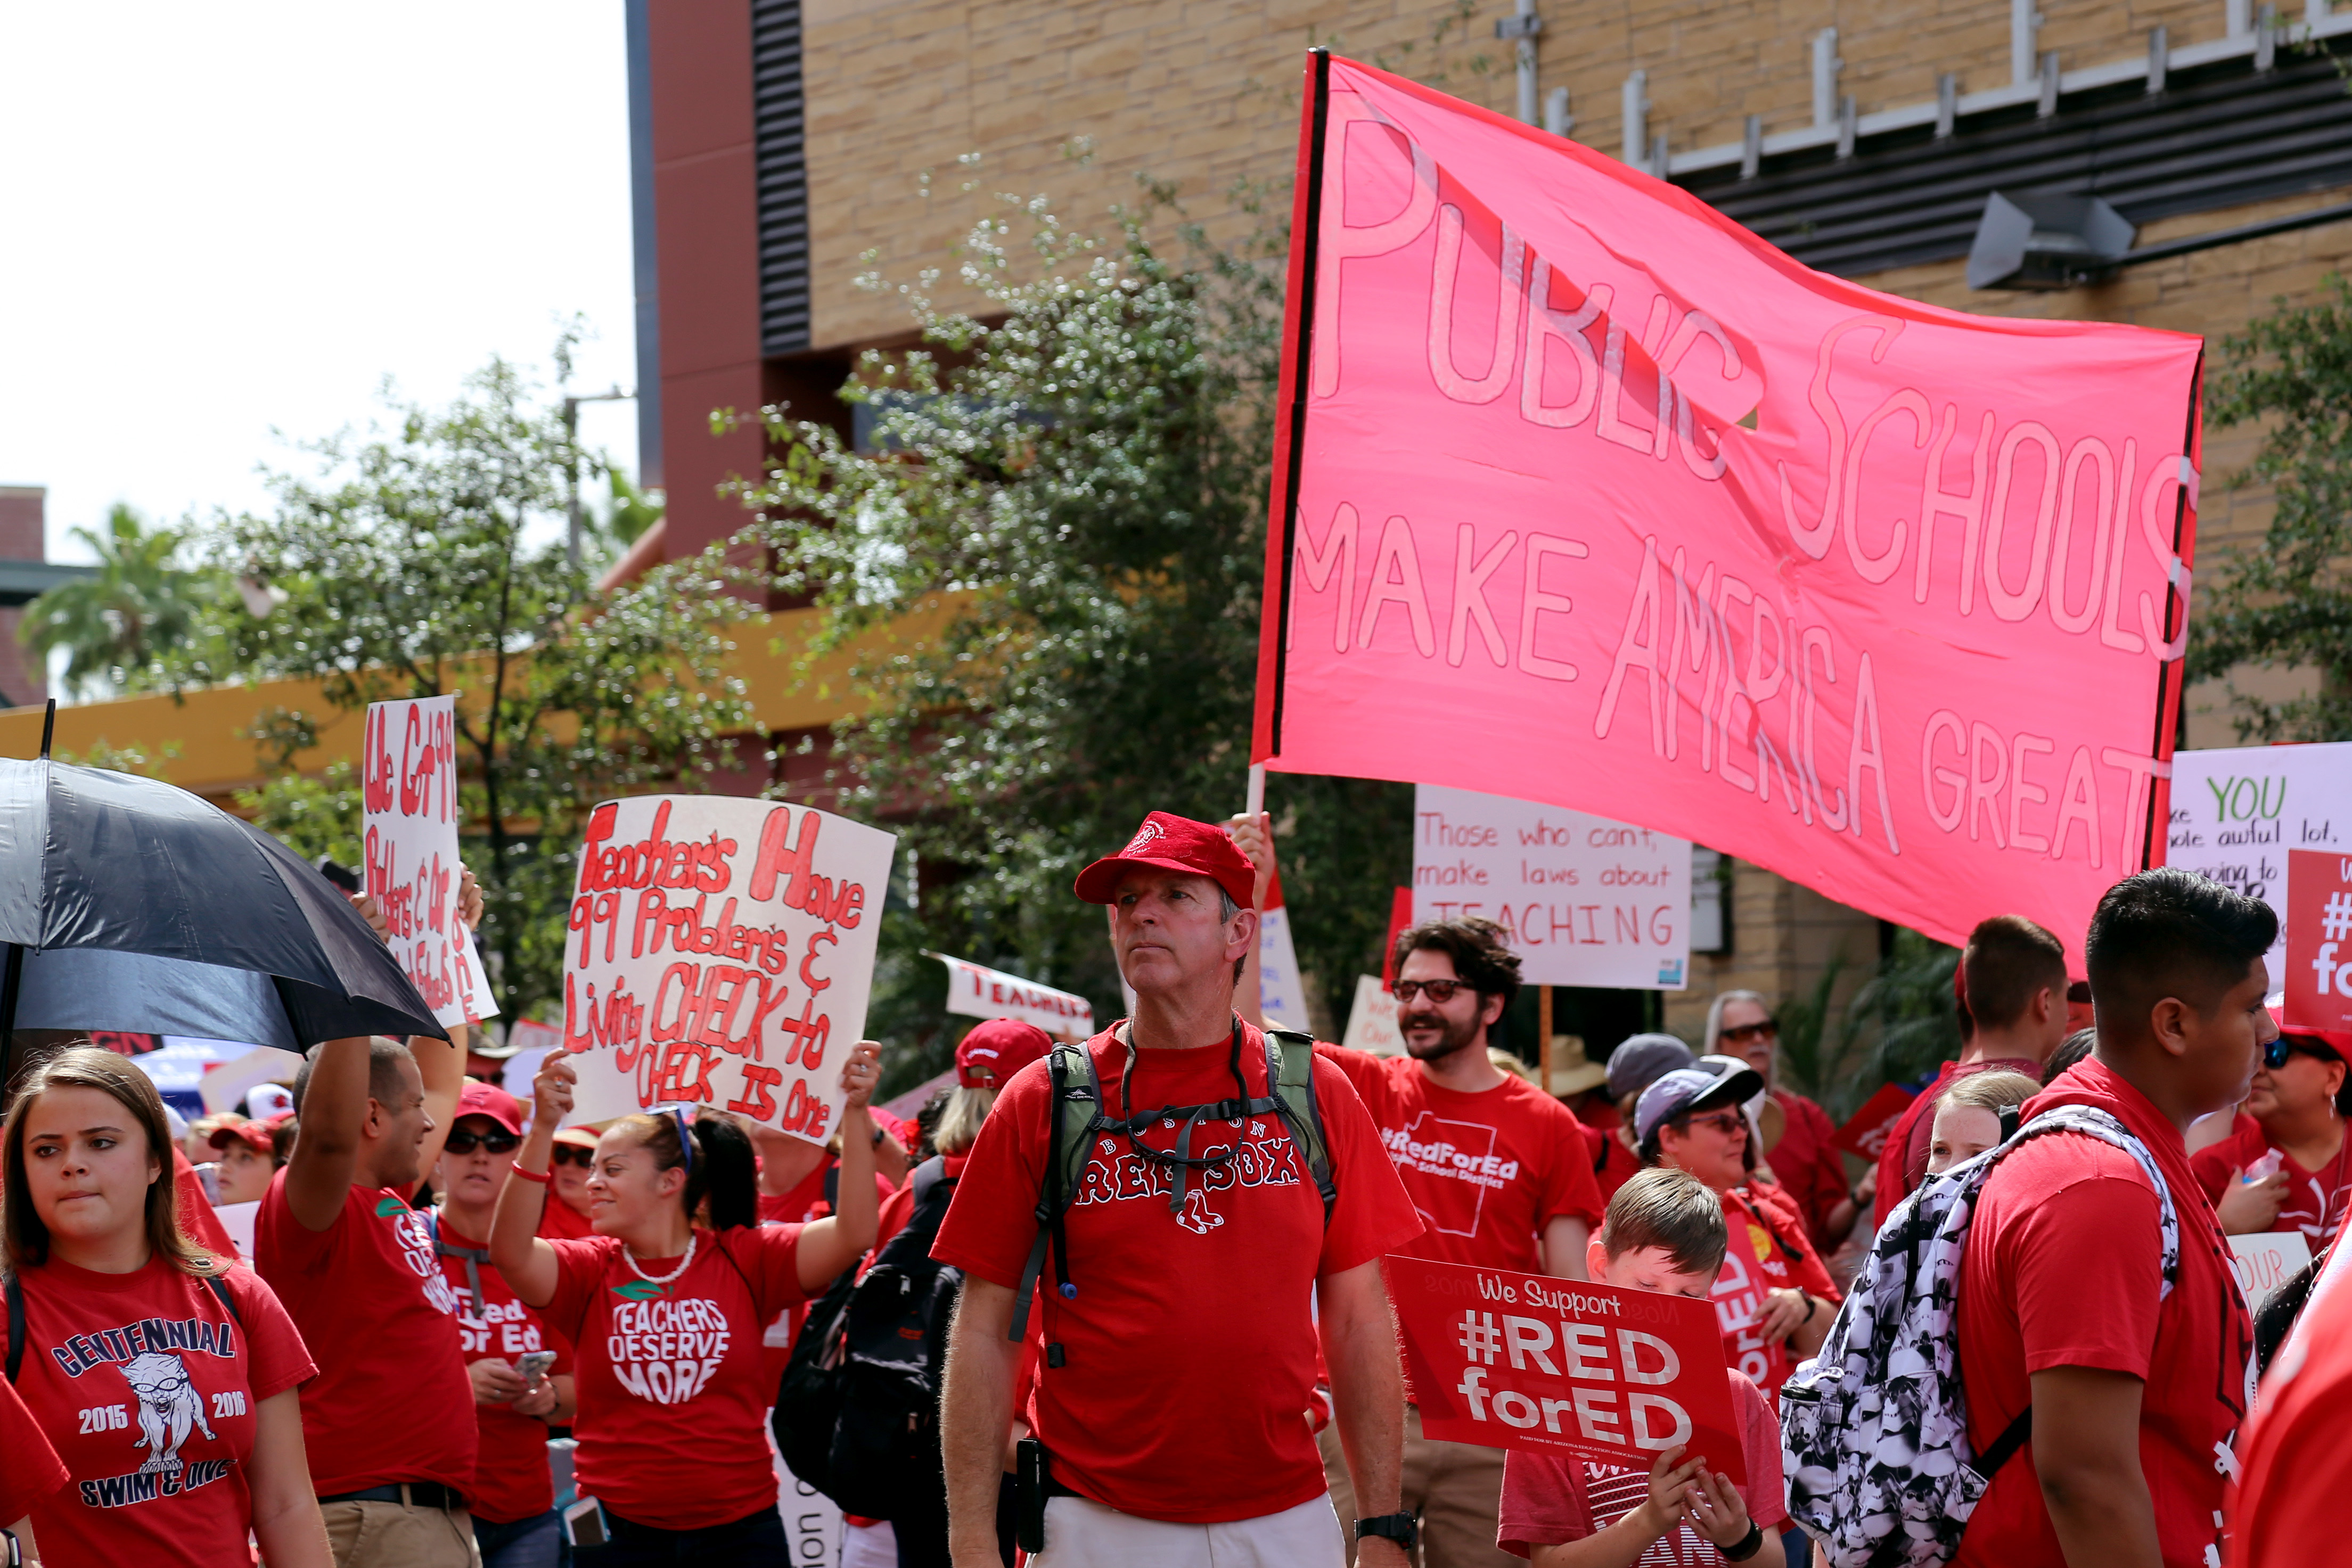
[1355, 1513, 1419, 1552]
[1722, 1521, 1767, 1561]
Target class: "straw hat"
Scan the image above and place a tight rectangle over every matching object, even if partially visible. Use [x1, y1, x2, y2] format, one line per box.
[1543, 1035, 1610, 1098]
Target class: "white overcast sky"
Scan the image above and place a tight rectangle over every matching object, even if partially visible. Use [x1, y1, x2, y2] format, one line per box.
[0, 3, 640, 569]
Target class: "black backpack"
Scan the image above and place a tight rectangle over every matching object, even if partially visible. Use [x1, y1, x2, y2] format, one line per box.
[772, 1157, 962, 1522]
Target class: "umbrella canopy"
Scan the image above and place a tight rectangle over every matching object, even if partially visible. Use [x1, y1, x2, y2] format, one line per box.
[0, 758, 447, 1052]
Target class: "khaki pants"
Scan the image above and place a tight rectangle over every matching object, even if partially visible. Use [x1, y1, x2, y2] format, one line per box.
[1034, 1494, 1345, 1567]
[320, 1495, 482, 1568]
[1319, 1406, 1515, 1568]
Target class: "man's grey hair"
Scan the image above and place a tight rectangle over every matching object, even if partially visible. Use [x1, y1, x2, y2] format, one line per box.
[1218, 886, 1239, 922]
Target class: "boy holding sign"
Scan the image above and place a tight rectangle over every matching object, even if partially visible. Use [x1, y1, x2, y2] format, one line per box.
[1496, 1170, 1783, 1564]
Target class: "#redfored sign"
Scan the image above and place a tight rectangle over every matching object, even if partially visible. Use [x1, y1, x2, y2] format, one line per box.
[1388, 1255, 1744, 1482]
[1831, 1082, 1917, 1160]
[362, 695, 497, 1026]
[561, 796, 896, 1146]
[1252, 55, 2200, 959]
[2285, 849, 2352, 1031]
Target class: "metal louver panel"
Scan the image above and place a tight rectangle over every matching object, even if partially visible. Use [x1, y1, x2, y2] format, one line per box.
[752, 0, 810, 354]
[1681, 52, 2352, 278]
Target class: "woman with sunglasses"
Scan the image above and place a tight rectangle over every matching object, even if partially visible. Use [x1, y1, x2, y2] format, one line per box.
[2192, 1026, 2352, 1247]
[1703, 990, 1858, 1254]
[490, 1043, 884, 1565]
[539, 1127, 601, 1238]
[429, 1082, 576, 1568]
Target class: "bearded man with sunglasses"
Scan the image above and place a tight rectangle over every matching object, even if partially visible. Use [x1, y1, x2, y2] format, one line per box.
[427, 1082, 576, 1568]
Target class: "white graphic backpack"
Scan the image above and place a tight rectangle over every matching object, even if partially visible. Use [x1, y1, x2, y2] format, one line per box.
[1777, 1103, 2180, 1568]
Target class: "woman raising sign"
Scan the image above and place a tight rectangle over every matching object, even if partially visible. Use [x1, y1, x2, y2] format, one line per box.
[490, 1044, 883, 1565]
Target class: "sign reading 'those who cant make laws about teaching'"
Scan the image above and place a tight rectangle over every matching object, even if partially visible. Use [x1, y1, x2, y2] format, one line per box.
[1390, 1257, 1744, 1482]
[561, 797, 896, 1147]
[1413, 785, 1691, 989]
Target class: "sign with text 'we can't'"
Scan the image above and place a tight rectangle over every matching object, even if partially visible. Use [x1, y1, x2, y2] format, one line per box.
[1413, 785, 1691, 989]
[1391, 1256, 1743, 1481]
[561, 797, 896, 1146]
[362, 696, 497, 1027]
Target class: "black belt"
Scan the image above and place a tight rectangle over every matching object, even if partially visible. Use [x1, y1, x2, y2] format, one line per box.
[318, 1482, 465, 1511]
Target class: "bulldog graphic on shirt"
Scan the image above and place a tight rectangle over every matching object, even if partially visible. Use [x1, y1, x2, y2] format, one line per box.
[120, 1351, 217, 1474]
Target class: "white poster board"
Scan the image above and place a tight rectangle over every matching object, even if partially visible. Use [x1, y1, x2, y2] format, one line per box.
[932, 952, 1094, 1036]
[1257, 903, 1310, 1033]
[1340, 973, 1406, 1055]
[363, 696, 498, 1025]
[1411, 785, 1692, 989]
[561, 796, 896, 1146]
[2230, 1230, 2315, 1318]
[2168, 743, 2352, 998]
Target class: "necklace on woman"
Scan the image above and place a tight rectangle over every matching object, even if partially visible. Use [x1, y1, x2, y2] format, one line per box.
[622, 1230, 697, 1286]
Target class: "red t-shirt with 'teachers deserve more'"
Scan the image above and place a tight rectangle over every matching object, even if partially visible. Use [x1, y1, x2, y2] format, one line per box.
[1320, 1046, 1603, 1276]
[1954, 1058, 2252, 1568]
[932, 1022, 1424, 1525]
[432, 1214, 575, 1526]
[10, 1255, 314, 1568]
[540, 1225, 810, 1532]
[255, 1172, 474, 1499]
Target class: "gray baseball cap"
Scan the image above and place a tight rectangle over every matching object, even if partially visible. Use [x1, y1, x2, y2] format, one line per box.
[1607, 1033, 1696, 1102]
[1634, 1060, 1766, 1146]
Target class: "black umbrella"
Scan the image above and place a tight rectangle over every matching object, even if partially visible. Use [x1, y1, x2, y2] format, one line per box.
[0, 704, 446, 1090]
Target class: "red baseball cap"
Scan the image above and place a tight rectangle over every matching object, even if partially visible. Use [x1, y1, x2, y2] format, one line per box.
[1073, 811, 1256, 909]
[454, 1081, 525, 1136]
[208, 1114, 289, 1156]
[957, 1018, 1054, 1088]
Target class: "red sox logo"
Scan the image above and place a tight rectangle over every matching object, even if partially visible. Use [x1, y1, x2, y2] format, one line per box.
[1124, 820, 1166, 855]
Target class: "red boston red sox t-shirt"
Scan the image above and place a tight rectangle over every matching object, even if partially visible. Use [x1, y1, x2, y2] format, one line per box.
[1320, 1046, 1602, 1275]
[540, 1225, 809, 1531]
[2231, 1224, 2352, 1568]
[1953, 1058, 2252, 1568]
[932, 1022, 1423, 1524]
[255, 1171, 475, 1498]
[1711, 1186, 1839, 1409]
[2190, 1115, 2352, 1252]
[8, 1255, 313, 1568]
[433, 1214, 575, 1526]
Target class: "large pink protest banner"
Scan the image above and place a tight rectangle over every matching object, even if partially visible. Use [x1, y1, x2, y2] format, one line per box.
[1252, 55, 2199, 956]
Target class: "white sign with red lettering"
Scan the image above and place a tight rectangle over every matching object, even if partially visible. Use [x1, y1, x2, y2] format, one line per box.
[1412, 785, 1692, 990]
[933, 952, 1095, 1036]
[2230, 1231, 2314, 1318]
[362, 695, 497, 1026]
[560, 796, 897, 1146]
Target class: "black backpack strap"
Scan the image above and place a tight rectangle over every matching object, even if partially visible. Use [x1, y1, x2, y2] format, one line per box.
[203, 1272, 241, 1327]
[4, 1273, 20, 1386]
[1979, 1407, 2033, 1479]
[1012, 1043, 1089, 1350]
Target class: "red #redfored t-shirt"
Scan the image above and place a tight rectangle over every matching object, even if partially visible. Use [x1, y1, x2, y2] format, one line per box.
[932, 1023, 1423, 1525]
[0, 1374, 66, 1524]
[433, 1215, 575, 1525]
[9, 1256, 313, 1568]
[1953, 1058, 2252, 1568]
[2189, 1116, 2352, 1251]
[254, 1171, 474, 1498]
[540, 1226, 809, 1531]
[1711, 1186, 1839, 1408]
[1320, 1046, 1602, 1275]
[2231, 1227, 2352, 1567]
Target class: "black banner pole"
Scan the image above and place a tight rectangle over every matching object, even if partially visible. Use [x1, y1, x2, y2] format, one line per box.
[1267, 48, 1333, 759]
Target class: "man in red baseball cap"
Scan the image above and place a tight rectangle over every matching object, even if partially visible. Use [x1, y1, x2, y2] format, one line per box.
[936, 811, 1423, 1567]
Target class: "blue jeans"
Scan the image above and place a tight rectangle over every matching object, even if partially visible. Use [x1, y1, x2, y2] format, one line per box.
[476, 1509, 563, 1568]
[573, 1506, 787, 1567]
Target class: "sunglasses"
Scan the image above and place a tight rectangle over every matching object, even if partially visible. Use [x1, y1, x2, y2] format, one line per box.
[550, 1144, 595, 1168]
[444, 1128, 520, 1155]
[2264, 1038, 2342, 1071]
[1677, 1109, 1746, 1137]
[1394, 979, 1469, 1003]
[1719, 1020, 1779, 1045]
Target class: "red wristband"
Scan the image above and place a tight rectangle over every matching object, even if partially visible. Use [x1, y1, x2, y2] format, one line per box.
[509, 1162, 554, 1185]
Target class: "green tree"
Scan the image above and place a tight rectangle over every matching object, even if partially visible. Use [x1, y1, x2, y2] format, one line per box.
[197, 356, 759, 1017]
[20, 504, 227, 700]
[2192, 276, 2352, 739]
[748, 183, 1409, 1086]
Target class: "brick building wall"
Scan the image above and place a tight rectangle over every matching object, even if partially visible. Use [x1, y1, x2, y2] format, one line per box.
[0, 488, 50, 710]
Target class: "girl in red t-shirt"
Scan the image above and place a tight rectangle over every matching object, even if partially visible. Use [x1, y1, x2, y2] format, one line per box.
[0, 1045, 327, 1568]
[491, 1045, 883, 1562]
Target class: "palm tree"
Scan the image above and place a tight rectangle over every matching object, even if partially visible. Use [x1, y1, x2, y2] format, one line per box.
[20, 504, 215, 699]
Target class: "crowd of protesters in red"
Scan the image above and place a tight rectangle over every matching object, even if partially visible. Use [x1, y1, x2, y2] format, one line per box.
[0, 812, 2343, 1568]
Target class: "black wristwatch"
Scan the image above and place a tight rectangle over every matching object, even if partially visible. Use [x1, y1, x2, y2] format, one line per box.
[1355, 1513, 1419, 1552]
[1722, 1521, 1767, 1561]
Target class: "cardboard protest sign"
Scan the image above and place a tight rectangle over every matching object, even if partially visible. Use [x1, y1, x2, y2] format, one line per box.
[932, 952, 1095, 1036]
[1252, 55, 2200, 960]
[1831, 1082, 1917, 1161]
[1342, 973, 1406, 1054]
[1389, 1254, 1744, 1481]
[561, 797, 896, 1146]
[2230, 1232, 2314, 1319]
[1414, 785, 1691, 989]
[2174, 744, 2352, 1000]
[1258, 877, 1312, 1033]
[362, 696, 497, 1025]
[2285, 849, 2352, 1031]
